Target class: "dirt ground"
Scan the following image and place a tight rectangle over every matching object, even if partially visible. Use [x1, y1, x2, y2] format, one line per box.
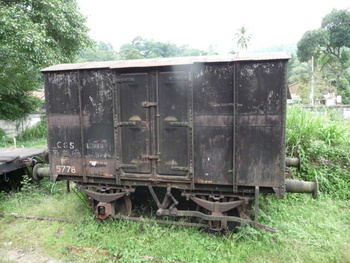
[0, 248, 62, 263]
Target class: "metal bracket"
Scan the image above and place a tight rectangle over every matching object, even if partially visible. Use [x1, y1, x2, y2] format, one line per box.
[81, 188, 125, 203]
[148, 186, 178, 210]
[190, 196, 244, 213]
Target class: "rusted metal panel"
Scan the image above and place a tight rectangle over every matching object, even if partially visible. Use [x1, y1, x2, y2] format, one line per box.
[234, 61, 287, 187]
[45, 68, 116, 178]
[80, 69, 115, 162]
[43, 54, 289, 190]
[115, 72, 152, 175]
[157, 71, 191, 176]
[50, 156, 83, 176]
[0, 148, 48, 176]
[86, 158, 115, 177]
[193, 63, 234, 185]
[44, 71, 83, 177]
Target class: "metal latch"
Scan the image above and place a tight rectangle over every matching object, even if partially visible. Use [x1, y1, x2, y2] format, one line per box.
[115, 77, 134, 83]
[142, 155, 160, 160]
[115, 122, 136, 126]
[116, 164, 137, 170]
[170, 122, 189, 127]
[142, 101, 157, 108]
[168, 76, 188, 81]
[171, 166, 189, 171]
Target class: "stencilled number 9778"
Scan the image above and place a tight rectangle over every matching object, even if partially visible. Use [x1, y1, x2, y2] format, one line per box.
[55, 165, 76, 174]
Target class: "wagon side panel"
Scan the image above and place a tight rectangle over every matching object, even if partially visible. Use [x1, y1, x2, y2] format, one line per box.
[235, 60, 287, 188]
[192, 63, 234, 185]
[80, 69, 116, 178]
[45, 71, 83, 177]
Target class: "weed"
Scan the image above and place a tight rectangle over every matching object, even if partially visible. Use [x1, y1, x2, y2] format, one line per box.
[20, 174, 35, 192]
[286, 105, 350, 199]
[17, 116, 47, 141]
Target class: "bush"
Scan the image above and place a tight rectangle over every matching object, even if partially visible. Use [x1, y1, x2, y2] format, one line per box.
[17, 116, 47, 141]
[286, 105, 350, 199]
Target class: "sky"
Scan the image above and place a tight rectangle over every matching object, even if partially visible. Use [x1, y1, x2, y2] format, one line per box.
[77, 0, 350, 54]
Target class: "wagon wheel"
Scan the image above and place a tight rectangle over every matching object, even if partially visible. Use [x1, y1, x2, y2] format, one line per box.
[224, 206, 241, 232]
[114, 195, 132, 216]
[197, 196, 227, 232]
[225, 199, 254, 231]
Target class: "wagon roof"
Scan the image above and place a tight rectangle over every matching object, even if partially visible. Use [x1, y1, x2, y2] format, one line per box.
[41, 52, 290, 72]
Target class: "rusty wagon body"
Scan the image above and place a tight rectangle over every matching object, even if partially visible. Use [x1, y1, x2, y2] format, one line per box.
[37, 53, 317, 231]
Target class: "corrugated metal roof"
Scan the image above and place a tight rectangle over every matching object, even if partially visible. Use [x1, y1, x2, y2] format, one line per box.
[41, 52, 291, 72]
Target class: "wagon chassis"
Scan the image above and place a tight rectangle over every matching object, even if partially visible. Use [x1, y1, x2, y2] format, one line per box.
[77, 183, 276, 232]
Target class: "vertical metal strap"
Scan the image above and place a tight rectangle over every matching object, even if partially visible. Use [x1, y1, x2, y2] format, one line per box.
[77, 70, 87, 183]
[155, 71, 161, 167]
[150, 71, 157, 176]
[233, 64, 237, 192]
[188, 70, 194, 187]
[113, 74, 121, 184]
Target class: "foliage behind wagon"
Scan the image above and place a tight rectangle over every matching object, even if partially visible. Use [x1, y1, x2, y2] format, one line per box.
[286, 105, 350, 199]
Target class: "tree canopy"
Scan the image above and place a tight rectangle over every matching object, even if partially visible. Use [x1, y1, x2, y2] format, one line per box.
[296, 9, 350, 104]
[77, 41, 117, 62]
[118, 36, 218, 60]
[234, 26, 251, 51]
[0, 0, 92, 120]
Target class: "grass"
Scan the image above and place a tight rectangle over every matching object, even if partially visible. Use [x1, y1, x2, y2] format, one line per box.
[0, 181, 349, 263]
[286, 105, 350, 199]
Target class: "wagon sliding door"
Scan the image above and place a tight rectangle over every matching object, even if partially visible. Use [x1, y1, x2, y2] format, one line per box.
[115, 73, 152, 175]
[157, 71, 192, 177]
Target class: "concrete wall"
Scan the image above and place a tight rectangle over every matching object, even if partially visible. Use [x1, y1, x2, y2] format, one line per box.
[0, 112, 45, 137]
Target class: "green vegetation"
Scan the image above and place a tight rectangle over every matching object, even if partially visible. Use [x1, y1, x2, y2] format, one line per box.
[296, 9, 350, 104]
[0, 0, 92, 121]
[77, 41, 118, 62]
[286, 105, 350, 199]
[0, 180, 349, 262]
[1, 118, 47, 148]
[118, 36, 218, 60]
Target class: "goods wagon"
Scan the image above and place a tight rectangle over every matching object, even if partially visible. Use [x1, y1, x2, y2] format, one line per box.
[35, 53, 317, 231]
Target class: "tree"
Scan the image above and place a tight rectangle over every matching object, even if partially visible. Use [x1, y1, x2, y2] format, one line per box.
[118, 36, 217, 60]
[234, 26, 252, 51]
[77, 41, 117, 62]
[0, 0, 92, 120]
[297, 9, 350, 103]
[288, 55, 334, 104]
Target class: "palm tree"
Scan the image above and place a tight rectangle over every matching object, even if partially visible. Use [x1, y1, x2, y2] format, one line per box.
[234, 26, 252, 51]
